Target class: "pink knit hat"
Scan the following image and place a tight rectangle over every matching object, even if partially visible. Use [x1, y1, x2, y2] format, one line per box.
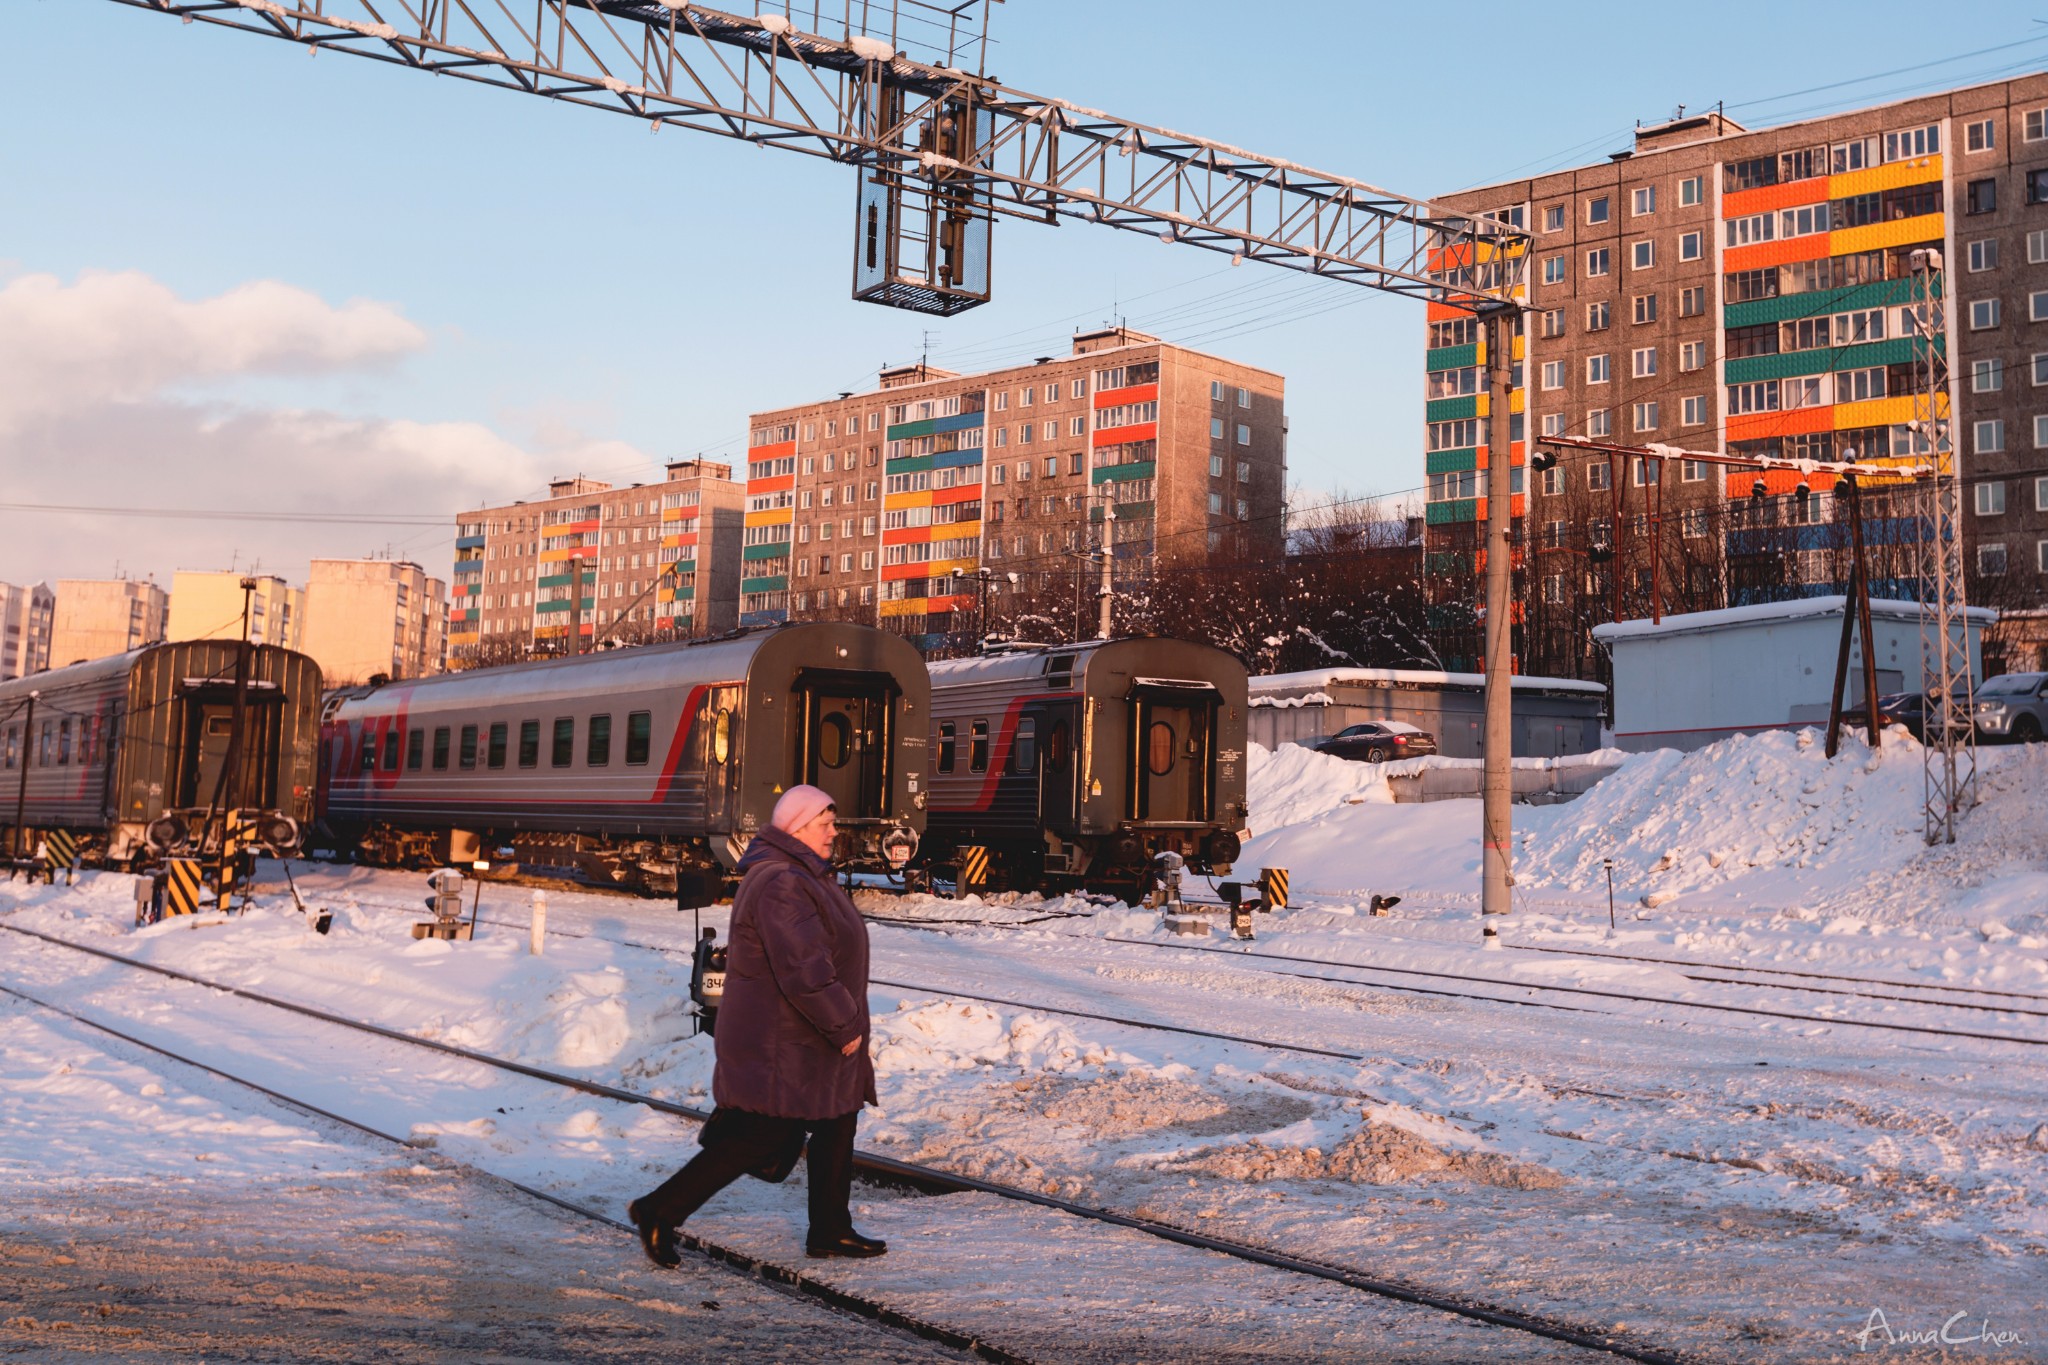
[770, 784, 837, 834]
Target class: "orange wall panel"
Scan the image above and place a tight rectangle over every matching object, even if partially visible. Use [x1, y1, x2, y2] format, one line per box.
[1722, 176, 1829, 219]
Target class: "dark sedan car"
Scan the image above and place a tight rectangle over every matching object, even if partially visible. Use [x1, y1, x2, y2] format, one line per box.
[1840, 691, 1974, 742]
[1308, 721, 1439, 763]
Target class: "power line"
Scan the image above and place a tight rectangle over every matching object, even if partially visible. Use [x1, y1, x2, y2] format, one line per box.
[0, 501, 448, 526]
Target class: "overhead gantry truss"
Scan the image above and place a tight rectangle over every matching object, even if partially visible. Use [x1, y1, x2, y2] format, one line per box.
[107, 0, 1525, 308]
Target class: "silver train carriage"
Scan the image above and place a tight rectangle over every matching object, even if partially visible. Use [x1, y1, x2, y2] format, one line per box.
[319, 623, 928, 892]
[0, 642, 322, 867]
[923, 637, 1250, 891]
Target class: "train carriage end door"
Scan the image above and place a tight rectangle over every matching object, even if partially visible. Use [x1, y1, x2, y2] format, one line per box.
[185, 705, 236, 807]
[1130, 682, 1217, 823]
[1035, 702, 1080, 837]
[796, 670, 893, 819]
[704, 686, 742, 827]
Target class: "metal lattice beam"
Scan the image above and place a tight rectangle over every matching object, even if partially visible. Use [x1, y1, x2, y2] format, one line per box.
[103, 0, 1524, 304]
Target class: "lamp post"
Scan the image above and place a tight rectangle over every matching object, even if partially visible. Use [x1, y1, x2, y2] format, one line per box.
[11, 690, 38, 859]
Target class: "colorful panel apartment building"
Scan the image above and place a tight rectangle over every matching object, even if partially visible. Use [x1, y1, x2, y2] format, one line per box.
[1423, 76, 2048, 678]
[451, 459, 745, 663]
[741, 328, 1287, 646]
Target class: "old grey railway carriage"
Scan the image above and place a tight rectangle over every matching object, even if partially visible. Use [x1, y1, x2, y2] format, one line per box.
[319, 624, 928, 892]
[0, 642, 322, 867]
[923, 638, 1250, 892]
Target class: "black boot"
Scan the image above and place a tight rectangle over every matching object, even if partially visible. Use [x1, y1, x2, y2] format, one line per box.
[627, 1198, 682, 1269]
[805, 1229, 887, 1259]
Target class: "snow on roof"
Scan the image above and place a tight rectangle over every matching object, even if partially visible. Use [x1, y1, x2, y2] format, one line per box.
[1592, 596, 1999, 643]
[1249, 667, 1606, 696]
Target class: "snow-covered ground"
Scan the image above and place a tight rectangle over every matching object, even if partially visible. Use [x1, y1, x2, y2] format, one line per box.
[3, 725, 2046, 1362]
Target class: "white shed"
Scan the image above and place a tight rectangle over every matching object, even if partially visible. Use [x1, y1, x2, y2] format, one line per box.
[1592, 597, 1996, 752]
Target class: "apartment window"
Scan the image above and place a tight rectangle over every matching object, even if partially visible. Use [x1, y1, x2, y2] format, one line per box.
[2032, 291, 2048, 322]
[1543, 204, 1566, 232]
[1679, 340, 1707, 372]
[1979, 543, 2008, 575]
[1236, 424, 1251, 445]
[1541, 574, 1563, 604]
[1631, 240, 1654, 270]
[1967, 118, 1996, 152]
[1976, 481, 2007, 516]
[1020, 387, 1033, 407]
[1726, 212, 1774, 247]
[1973, 358, 2005, 392]
[1728, 380, 1780, 415]
[1585, 409, 1611, 438]
[2040, 538, 2048, 573]
[1540, 413, 1566, 438]
[1839, 366, 1886, 403]
[2036, 353, 2048, 386]
[1210, 417, 1224, 439]
[1208, 492, 1223, 514]
[1540, 465, 1562, 496]
[1632, 347, 1658, 378]
[2029, 109, 2048, 142]
[2030, 230, 2048, 263]
[1586, 247, 1611, 277]
[2030, 169, 2048, 205]
[1587, 300, 1611, 331]
[1681, 459, 1709, 483]
[1884, 124, 1938, 161]
[1681, 395, 1707, 427]
[1210, 454, 1225, 476]
[1540, 360, 1565, 390]
[1540, 308, 1566, 338]
[1237, 387, 1251, 408]
[1679, 286, 1706, 318]
[2036, 415, 2048, 448]
[1587, 354, 1610, 384]
[995, 391, 1009, 411]
[1587, 195, 1610, 224]
[1071, 416, 1087, 436]
[1542, 256, 1565, 285]
[1632, 186, 1656, 216]
[1587, 459, 1611, 490]
[1971, 299, 2002, 330]
[1976, 420, 2007, 454]
[1678, 231, 1702, 262]
[1633, 401, 1659, 432]
[1633, 293, 1658, 324]
[1967, 179, 1998, 215]
[2039, 475, 2048, 509]
[1678, 176, 1703, 207]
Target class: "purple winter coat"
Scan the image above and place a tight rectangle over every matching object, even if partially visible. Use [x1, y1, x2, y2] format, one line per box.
[711, 824, 876, 1120]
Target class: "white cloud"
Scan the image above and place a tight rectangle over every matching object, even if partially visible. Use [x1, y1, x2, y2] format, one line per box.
[0, 270, 657, 587]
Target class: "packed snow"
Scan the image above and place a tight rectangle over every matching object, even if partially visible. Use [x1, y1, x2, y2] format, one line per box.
[3, 724, 2046, 1361]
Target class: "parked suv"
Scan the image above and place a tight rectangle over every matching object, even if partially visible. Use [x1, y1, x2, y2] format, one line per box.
[1974, 672, 2048, 743]
[1307, 721, 1439, 763]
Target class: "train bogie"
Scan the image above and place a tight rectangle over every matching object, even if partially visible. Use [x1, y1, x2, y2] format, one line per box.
[320, 624, 928, 892]
[925, 638, 1249, 894]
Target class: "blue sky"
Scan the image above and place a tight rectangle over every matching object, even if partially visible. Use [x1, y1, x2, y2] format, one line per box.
[3, 0, 2045, 585]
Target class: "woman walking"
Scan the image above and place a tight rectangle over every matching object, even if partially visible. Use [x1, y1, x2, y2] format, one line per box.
[627, 785, 885, 1265]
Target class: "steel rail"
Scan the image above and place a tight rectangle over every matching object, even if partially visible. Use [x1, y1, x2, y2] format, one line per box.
[0, 920, 1694, 1365]
[0, 973, 1029, 1365]
[1101, 936, 2048, 1048]
[1504, 941, 2048, 1006]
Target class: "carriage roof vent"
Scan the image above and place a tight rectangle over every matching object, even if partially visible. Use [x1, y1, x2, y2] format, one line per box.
[1044, 652, 1076, 683]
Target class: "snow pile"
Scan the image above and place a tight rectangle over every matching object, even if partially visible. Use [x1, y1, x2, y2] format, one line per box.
[870, 999, 1142, 1075]
[1244, 741, 1391, 831]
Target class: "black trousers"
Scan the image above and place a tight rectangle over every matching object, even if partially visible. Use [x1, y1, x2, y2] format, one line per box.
[638, 1109, 859, 1242]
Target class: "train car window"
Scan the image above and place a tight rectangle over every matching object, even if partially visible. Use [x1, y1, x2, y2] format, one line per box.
[818, 713, 852, 769]
[970, 719, 989, 773]
[38, 721, 52, 766]
[380, 730, 400, 772]
[1147, 721, 1176, 776]
[58, 719, 71, 765]
[627, 711, 653, 765]
[937, 721, 955, 772]
[360, 739, 376, 773]
[2, 724, 15, 770]
[588, 713, 612, 767]
[552, 717, 574, 767]
[710, 709, 730, 765]
[1012, 717, 1037, 774]
[1048, 719, 1071, 769]
[407, 728, 424, 770]
[432, 727, 451, 771]
[459, 725, 479, 770]
[518, 720, 540, 768]
[487, 723, 508, 769]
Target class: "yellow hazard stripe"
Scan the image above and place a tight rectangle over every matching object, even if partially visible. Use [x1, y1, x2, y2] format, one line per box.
[165, 860, 206, 916]
[960, 847, 988, 885]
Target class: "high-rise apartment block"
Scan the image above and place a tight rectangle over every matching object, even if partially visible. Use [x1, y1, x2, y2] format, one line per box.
[50, 578, 168, 667]
[0, 581, 55, 681]
[740, 328, 1286, 644]
[166, 571, 304, 650]
[303, 559, 449, 686]
[450, 458, 745, 662]
[1424, 76, 2048, 678]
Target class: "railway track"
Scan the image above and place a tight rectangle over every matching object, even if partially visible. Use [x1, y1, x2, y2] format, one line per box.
[0, 919, 1693, 1365]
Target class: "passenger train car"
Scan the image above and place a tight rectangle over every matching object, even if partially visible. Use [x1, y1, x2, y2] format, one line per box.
[924, 638, 1249, 891]
[0, 642, 322, 866]
[320, 624, 928, 893]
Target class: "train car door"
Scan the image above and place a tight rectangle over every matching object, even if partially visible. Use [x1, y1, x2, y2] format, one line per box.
[702, 686, 742, 828]
[183, 706, 237, 807]
[797, 672, 892, 818]
[1033, 701, 1080, 836]
[1130, 682, 1216, 823]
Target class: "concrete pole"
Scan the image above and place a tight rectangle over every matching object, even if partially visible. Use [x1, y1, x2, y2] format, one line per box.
[11, 691, 37, 859]
[570, 554, 585, 657]
[1479, 302, 1517, 943]
[1096, 497, 1116, 641]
